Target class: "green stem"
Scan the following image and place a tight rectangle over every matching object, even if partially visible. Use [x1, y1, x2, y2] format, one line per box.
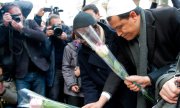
[133, 82, 155, 103]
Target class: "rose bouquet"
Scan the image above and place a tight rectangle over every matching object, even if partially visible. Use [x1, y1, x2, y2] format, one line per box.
[18, 88, 79, 108]
[75, 25, 154, 103]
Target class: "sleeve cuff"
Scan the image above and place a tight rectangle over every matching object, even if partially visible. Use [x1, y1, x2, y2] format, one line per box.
[101, 91, 112, 101]
[147, 75, 154, 86]
[34, 15, 42, 19]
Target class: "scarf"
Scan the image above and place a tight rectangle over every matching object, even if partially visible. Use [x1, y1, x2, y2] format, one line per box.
[137, 7, 148, 108]
[128, 7, 148, 108]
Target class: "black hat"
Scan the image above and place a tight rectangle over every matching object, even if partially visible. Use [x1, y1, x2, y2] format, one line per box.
[73, 11, 97, 30]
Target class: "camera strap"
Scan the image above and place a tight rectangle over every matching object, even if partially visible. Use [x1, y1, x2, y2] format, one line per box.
[8, 20, 30, 57]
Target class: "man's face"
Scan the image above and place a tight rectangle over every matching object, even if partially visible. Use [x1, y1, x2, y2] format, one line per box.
[50, 18, 61, 26]
[108, 11, 140, 41]
[9, 7, 23, 21]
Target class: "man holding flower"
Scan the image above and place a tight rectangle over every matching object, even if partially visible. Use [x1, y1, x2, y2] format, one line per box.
[82, 0, 180, 108]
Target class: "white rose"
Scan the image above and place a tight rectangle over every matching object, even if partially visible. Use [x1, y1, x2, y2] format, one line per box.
[30, 98, 43, 108]
[95, 45, 109, 58]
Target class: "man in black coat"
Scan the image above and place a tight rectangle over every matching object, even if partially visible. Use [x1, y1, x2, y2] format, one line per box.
[82, 0, 180, 108]
[73, 11, 137, 108]
[0, 3, 50, 106]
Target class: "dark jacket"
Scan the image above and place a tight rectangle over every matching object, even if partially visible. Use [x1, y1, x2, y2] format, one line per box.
[78, 22, 136, 108]
[103, 7, 180, 108]
[0, 19, 50, 78]
[41, 25, 69, 87]
[45, 33, 66, 87]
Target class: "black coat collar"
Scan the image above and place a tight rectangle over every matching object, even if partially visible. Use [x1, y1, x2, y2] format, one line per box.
[80, 45, 109, 69]
[144, 10, 156, 61]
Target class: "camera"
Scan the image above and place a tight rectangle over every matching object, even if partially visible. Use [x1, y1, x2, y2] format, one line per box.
[52, 24, 63, 36]
[43, 8, 52, 12]
[52, 7, 63, 15]
[11, 14, 21, 23]
[44, 6, 63, 15]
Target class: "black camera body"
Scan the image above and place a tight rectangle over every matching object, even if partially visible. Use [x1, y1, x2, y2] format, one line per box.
[43, 8, 52, 12]
[52, 24, 63, 37]
[44, 6, 63, 15]
[11, 14, 21, 23]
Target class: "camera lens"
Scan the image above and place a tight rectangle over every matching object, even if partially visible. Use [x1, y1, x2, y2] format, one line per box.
[11, 14, 21, 23]
[52, 24, 62, 36]
[14, 17, 21, 23]
[54, 27, 62, 36]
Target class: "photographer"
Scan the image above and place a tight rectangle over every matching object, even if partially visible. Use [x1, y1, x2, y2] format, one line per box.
[34, 7, 73, 42]
[45, 14, 67, 102]
[0, 1, 33, 24]
[0, 3, 50, 106]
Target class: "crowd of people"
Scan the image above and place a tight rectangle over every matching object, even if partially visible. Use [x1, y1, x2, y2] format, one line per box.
[0, 0, 180, 108]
